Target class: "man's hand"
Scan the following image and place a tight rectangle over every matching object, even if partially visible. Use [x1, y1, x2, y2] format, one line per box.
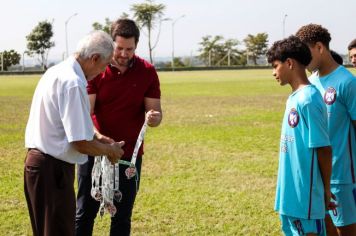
[95, 132, 115, 144]
[146, 109, 162, 127]
[107, 141, 125, 164]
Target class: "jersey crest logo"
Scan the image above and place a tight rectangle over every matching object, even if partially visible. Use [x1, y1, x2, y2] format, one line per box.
[288, 108, 299, 128]
[324, 87, 337, 105]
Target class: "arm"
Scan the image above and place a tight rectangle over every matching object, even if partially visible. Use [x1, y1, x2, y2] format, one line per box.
[353, 120, 356, 128]
[144, 97, 162, 127]
[72, 139, 124, 164]
[316, 146, 335, 210]
[88, 93, 116, 144]
[88, 94, 96, 115]
[83, 93, 120, 160]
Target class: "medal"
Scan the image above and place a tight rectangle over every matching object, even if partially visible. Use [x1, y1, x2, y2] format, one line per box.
[125, 165, 137, 179]
[114, 190, 123, 202]
[91, 115, 148, 217]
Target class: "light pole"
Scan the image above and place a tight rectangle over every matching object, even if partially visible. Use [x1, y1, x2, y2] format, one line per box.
[1, 52, 3, 72]
[282, 14, 288, 38]
[65, 13, 78, 58]
[171, 15, 185, 71]
[22, 51, 27, 72]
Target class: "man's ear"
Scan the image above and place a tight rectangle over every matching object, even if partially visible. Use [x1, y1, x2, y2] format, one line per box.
[90, 54, 100, 64]
[315, 42, 324, 54]
[286, 58, 294, 69]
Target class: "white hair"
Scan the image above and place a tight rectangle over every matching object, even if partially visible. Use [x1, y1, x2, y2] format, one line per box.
[75, 30, 114, 60]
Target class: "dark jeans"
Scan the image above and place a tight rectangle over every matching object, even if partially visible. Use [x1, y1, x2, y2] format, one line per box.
[75, 156, 142, 236]
[24, 149, 75, 236]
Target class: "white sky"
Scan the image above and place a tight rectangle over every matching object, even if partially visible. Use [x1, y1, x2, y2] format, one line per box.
[1, 0, 355, 62]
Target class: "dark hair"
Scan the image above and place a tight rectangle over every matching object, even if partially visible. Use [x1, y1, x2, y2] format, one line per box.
[295, 24, 331, 49]
[111, 19, 140, 44]
[267, 36, 311, 66]
[330, 50, 343, 65]
[348, 38, 356, 50]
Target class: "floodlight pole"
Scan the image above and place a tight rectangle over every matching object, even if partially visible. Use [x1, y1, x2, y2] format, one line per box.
[65, 13, 78, 58]
[22, 51, 26, 72]
[1, 52, 3, 72]
[228, 49, 231, 66]
[282, 14, 288, 38]
[171, 15, 185, 71]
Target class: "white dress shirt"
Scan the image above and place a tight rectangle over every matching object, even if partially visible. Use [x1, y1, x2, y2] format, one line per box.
[25, 56, 94, 164]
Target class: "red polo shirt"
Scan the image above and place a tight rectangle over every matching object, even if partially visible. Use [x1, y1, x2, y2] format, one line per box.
[87, 55, 161, 160]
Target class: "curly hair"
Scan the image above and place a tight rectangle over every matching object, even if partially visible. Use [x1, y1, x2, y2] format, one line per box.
[295, 24, 331, 49]
[348, 38, 356, 50]
[267, 36, 311, 66]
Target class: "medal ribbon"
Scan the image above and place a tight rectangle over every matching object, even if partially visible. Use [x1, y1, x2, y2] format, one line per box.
[91, 115, 148, 216]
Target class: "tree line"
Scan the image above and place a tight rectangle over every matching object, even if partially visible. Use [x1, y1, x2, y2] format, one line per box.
[0, 0, 268, 71]
[198, 33, 268, 67]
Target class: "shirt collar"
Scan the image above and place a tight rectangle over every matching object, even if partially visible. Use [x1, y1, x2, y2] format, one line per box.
[68, 56, 88, 87]
[109, 55, 136, 72]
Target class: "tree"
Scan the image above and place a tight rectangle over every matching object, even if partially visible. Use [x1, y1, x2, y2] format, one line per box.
[0, 50, 21, 71]
[154, 57, 185, 68]
[172, 57, 185, 68]
[131, 0, 166, 64]
[26, 20, 55, 70]
[92, 12, 129, 34]
[198, 35, 244, 66]
[92, 18, 112, 34]
[198, 35, 224, 66]
[120, 12, 130, 19]
[219, 39, 245, 66]
[243, 33, 268, 65]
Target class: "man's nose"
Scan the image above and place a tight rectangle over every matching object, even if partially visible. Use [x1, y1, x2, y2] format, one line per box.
[120, 50, 128, 57]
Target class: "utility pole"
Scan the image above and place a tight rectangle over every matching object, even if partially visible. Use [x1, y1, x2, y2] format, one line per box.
[22, 51, 26, 72]
[282, 14, 288, 38]
[171, 15, 185, 71]
[1, 53, 3, 72]
[65, 13, 78, 58]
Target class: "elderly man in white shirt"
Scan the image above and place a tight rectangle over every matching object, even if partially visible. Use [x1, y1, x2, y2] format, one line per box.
[24, 30, 124, 236]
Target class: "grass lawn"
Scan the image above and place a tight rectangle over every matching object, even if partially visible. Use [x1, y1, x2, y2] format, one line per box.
[0, 68, 354, 235]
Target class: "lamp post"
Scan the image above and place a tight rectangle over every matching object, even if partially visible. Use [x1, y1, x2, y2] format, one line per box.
[282, 14, 288, 38]
[1, 52, 3, 72]
[171, 15, 185, 71]
[65, 13, 78, 58]
[22, 51, 27, 72]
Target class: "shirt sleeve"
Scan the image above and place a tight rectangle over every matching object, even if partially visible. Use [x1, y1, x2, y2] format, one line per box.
[59, 85, 94, 142]
[303, 97, 330, 148]
[144, 67, 161, 99]
[87, 73, 100, 95]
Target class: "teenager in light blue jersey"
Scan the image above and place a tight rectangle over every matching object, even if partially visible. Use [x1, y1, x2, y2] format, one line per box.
[267, 36, 335, 236]
[297, 24, 356, 236]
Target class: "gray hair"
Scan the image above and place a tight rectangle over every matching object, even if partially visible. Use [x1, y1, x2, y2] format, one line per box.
[75, 30, 114, 60]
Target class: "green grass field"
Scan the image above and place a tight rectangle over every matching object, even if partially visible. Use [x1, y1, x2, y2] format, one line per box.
[0, 68, 354, 235]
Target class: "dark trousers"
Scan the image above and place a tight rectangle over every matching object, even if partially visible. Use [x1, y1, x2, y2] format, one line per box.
[75, 156, 142, 236]
[24, 149, 75, 236]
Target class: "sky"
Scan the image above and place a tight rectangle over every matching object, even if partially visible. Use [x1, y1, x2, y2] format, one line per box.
[1, 0, 355, 63]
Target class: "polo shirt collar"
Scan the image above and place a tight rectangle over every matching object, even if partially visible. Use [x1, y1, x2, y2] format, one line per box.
[109, 55, 136, 73]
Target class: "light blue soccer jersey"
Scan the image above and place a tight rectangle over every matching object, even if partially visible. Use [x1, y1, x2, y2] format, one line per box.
[309, 66, 356, 184]
[275, 85, 330, 219]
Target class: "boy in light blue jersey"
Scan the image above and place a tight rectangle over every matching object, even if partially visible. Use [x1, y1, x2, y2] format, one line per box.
[267, 36, 335, 236]
[296, 24, 356, 236]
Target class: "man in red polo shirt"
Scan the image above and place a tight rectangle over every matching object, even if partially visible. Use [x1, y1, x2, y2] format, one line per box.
[75, 19, 162, 236]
